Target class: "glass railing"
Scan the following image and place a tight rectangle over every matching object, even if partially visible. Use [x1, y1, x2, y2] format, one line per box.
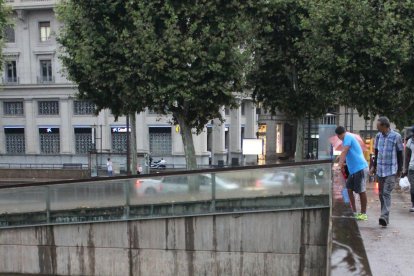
[0, 160, 331, 228]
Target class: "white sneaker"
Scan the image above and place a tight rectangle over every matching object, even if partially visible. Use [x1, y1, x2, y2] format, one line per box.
[410, 207, 414, 212]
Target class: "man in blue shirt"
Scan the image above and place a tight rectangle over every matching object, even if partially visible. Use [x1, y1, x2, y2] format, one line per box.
[336, 126, 369, 221]
[370, 117, 403, 227]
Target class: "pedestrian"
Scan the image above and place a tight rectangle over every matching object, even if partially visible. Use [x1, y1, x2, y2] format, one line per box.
[403, 126, 414, 212]
[336, 126, 369, 221]
[371, 117, 403, 227]
[106, 158, 113, 176]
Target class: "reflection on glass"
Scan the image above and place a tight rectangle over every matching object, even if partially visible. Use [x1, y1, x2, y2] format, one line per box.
[49, 179, 128, 211]
[0, 187, 46, 213]
[303, 163, 331, 196]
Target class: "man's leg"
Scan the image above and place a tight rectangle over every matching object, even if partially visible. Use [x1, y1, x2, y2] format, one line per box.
[408, 170, 414, 211]
[360, 192, 367, 214]
[380, 175, 396, 224]
[347, 189, 356, 213]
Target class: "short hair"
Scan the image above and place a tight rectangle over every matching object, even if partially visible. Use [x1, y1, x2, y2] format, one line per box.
[377, 116, 390, 128]
[335, 126, 346, 135]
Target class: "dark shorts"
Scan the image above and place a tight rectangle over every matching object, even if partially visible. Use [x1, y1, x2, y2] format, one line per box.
[346, 168, 367, 193]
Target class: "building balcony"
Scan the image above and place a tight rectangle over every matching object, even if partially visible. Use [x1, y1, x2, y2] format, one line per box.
[37, 75, 55, 84]
[1, 76, 20, 85]
[5, 0, 58, 10]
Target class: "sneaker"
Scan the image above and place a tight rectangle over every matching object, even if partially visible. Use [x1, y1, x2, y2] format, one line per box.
[353, 212, 360, 219]
[410, 207, 414, 212]
[379, 217, 387, 227]
[357, 213, 368, 221]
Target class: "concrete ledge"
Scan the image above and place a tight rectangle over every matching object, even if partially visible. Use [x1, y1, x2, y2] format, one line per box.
[328, 168, 372, 275]
[0, 208, 329, 275]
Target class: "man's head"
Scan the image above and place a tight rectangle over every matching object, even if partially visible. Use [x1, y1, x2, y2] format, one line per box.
[335, 126, 346, 141]
[377, 116, 390, 133]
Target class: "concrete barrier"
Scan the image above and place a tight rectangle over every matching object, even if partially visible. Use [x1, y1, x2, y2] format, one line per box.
[0, 169, 89, 182]
[0, 208, 329, 275]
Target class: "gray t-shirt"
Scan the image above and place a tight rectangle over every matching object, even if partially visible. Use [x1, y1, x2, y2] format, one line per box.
[407, 138, 414, 170]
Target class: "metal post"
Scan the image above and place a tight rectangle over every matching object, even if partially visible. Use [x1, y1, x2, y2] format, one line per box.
[211, 173, 216, 212]
[124, 182, 130, 219]
[46, 186, 51, 223]
[300, 166, 305, 207]
[126, 115, 131, 175]
[100, 124, 103, 171]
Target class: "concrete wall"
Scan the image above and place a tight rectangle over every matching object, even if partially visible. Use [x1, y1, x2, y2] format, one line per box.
[0, 168, 89, 181]
[0, 208, 329, 275]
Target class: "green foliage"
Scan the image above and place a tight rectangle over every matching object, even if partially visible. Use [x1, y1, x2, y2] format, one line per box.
[57, 0, 250, 132]
[0, 0, 11, 72]
[248, 0, 337, 120]
[300, 0, 414, 128]
[249, 0, 414, 129]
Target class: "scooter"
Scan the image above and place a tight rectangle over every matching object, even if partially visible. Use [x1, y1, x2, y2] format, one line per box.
[150, 159, 167, 169]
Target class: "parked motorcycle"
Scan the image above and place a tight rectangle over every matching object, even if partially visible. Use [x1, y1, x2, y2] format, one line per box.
[150, 158, 167, 169]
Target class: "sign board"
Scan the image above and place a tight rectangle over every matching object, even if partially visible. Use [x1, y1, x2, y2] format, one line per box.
[242, 139, 263, 155]
[111, 127, 130, 133]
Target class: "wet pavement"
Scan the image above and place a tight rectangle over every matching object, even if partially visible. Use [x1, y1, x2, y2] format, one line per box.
[356, 181, 414, 276]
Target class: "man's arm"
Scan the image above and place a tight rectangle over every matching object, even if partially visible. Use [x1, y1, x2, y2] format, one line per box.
[403, 146, 411, 177]
[338, 146, 350, 168]
[396, 135, 404, 176]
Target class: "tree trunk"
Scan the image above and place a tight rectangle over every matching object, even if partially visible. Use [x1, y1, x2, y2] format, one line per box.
[130, 112, 138, 174]
[295, 117, 305, 161]
[175, 113, 199, 192]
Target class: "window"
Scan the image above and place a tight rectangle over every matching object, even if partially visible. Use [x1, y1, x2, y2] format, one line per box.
[4, 60, 17, 84]
[225, 107, 230, 116]
[5, 128, 25, 154]
[39, 60, 53, 83]
[149, 127, 172, 155]
[4, 101, 24, 116]
[241, 101, 246, 116]
[4, 25, 15, 43]
[75, 128, 93, 154]
[38, 101, 59, 115]
[39, 21, 51, 42]
[39, 128, 60, 154]
[111, 127, 130, 152]
[74, 101, 95, 115]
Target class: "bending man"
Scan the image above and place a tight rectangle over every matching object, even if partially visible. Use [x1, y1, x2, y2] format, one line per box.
[336, 126, 369, 221]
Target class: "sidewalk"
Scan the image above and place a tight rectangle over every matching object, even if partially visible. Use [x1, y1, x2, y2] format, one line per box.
[356, 181, 414, 276]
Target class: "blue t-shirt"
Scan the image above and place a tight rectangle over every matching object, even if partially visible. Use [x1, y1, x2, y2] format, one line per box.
[343, 133, 368, 175]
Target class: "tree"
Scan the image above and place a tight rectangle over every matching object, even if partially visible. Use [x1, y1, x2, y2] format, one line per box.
[57, 0, 250, 171]
[0, 0, 11, 70]
[300, 0, 414, 129]
[248, 0, 337, 161]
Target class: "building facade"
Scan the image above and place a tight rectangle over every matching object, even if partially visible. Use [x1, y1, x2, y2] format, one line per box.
[0, 0, 259, 171]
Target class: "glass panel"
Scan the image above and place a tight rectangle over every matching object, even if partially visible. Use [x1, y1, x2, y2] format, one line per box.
[0, 162, 331, 227]
[49, 179, 128, 211]
[39, 21, 50, 41]
[6, 133, 25, 153]
[40, 60, 52, 82]
[214, 166, 302, 200]
[40, 133, 60, 154]
[38, 101, 59, 115]
[112, 132, 127, 152]
[0, 186, 46, 214]
[74, 100, 95, 115]
[303, 163, 331, 197]
[130, 174, 212, 207]
[4, 25, 15, 43]
[149, 127, 171, 156]
[4, 101, 23, 115]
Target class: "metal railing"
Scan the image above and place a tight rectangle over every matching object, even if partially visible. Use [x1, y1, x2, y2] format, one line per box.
[0, 160, 332, 228]
[37, 76, 55, 84]
[1, 76, 19, 85]
[0, 163, 87, 169]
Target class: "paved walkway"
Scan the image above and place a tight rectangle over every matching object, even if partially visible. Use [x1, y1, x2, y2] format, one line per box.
[356, 181, 414, 276]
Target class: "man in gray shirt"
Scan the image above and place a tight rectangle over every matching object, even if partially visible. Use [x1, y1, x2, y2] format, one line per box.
[403, 126, 414, 212]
